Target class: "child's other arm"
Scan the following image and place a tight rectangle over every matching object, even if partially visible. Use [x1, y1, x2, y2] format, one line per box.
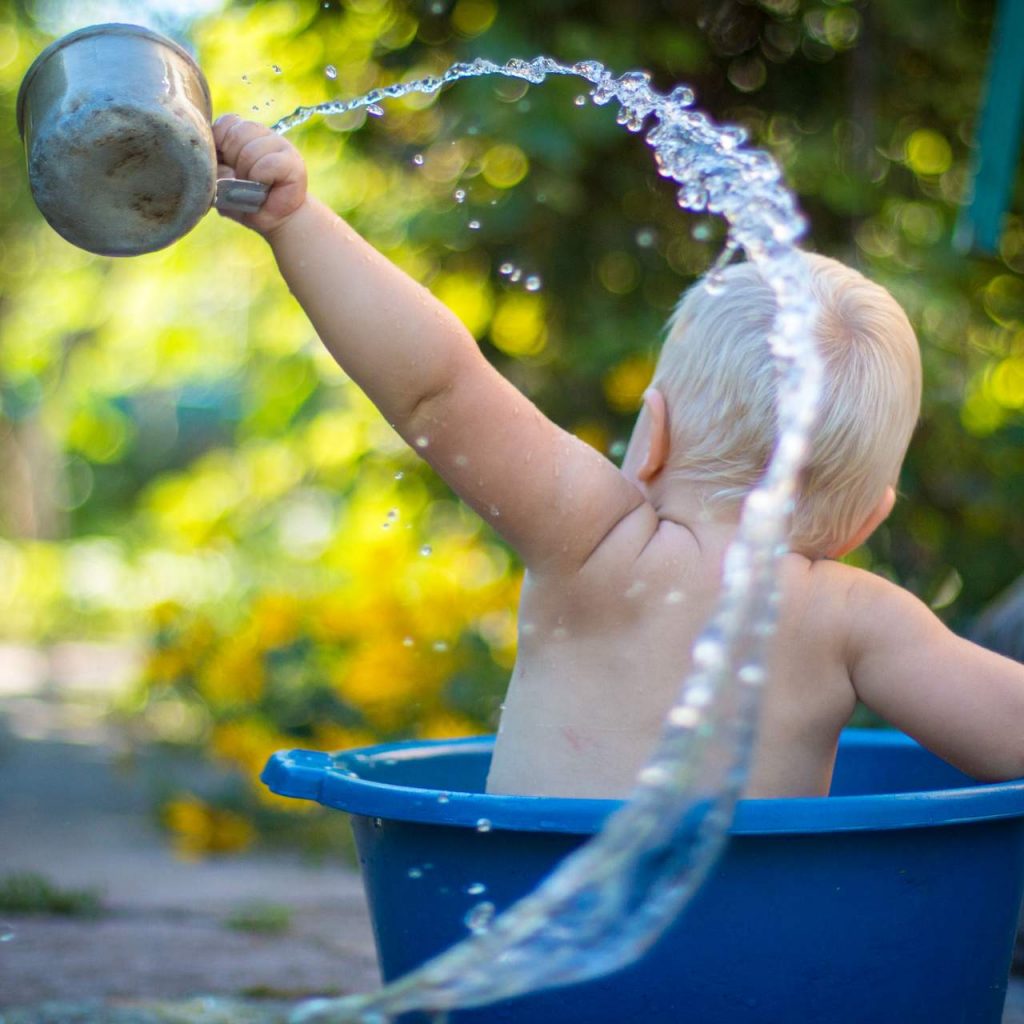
[845, 568, 1024, 781]
[214, 116, 646, 574]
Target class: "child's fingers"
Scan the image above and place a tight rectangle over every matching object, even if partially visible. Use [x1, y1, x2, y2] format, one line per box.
[214, 116, 274, 170]
[212, 113, 308, 234]
[246, 150, 306, 191]
[212, 113, 245, 153]
[232, 133, 293, 183]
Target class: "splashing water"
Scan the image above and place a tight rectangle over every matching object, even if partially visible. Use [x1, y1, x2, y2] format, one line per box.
[272, 56, 822, 1023]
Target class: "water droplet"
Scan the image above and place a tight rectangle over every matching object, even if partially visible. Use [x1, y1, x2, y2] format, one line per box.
[453, 188, 467, 204]
[639, 764, 671, 786]
[373, 817, 384, 829]
[635, 228, 657, 248]
[468, 219, 481, 230]
[325, 65, 338, 80]
[499, 262, 515, 276]
[574, 94, 587, 106]
[432, 640, 450, 653]
[524, 275, 542, 291]
[476, 818, 492, 833]
[0, 922, 14, 943]
[272, 64, 283, 74]
[430, 0, 446, 12]
[703, 272, 727, 296]
[692, 222, 713, 241]
[609, 440, 627, 459]
[420, 545, 433, 557]
[367, 103, 385, 117]
[464, 901, 496, 934]
[402, 636, 415, 647]
[437, 793, 450, 804]
[669, 705, 700, 729]
[394, 470, 404, 480]
[387, 508, 398, 520]
[415, 436, 430, 449]
[489, 505, 501, 517]
[408, 867, 424, 879]
[466, 882, 487, 895]
[509, 268, 522, 283]
[412, 153, 425, 166]
[738, 665, 765, 685]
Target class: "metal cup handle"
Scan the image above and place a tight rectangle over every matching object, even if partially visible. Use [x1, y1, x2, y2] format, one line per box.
[215, 178, 270, 214]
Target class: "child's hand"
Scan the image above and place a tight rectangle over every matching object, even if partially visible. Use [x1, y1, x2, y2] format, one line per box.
[212, 115, 308, 237]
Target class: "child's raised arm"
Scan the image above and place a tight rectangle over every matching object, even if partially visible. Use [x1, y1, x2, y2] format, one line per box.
[845, 567, 1024, 781]
[214, 116, 646, 574]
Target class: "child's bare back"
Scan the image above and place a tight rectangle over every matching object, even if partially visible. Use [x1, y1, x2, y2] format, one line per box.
[486, 503, 858, 800]
[213, 114, 1024, 802]
[488, 498, 1024, 799]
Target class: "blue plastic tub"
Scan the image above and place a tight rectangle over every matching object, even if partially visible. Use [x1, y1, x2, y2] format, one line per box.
[263, 729, 1024, 1023]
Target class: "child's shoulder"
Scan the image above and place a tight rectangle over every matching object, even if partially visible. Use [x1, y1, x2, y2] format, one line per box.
[801, 556, 904, 615]
[801, 557, 933, 656]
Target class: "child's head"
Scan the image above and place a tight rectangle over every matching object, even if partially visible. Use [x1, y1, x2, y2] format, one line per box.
[648, 253, 921, 558]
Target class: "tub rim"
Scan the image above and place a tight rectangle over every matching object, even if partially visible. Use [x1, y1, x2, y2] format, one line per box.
[260, 730, 1024, 836]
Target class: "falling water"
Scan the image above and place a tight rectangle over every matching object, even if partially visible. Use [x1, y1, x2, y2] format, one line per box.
[271, 56, 822, 1023]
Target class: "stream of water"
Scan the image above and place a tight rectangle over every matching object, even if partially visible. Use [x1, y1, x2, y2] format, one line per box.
[268, 56, 822, 1024]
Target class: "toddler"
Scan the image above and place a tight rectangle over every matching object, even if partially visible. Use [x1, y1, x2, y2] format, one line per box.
[213, 114, 1024, 799]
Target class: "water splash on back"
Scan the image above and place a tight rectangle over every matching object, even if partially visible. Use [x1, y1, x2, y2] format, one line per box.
[275, 57, 822, 1023]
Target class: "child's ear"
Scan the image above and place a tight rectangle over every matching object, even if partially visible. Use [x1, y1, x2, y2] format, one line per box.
[827, 486, 896, 559]
[636, 387, 670, 483]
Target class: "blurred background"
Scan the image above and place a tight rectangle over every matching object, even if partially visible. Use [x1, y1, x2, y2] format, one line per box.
[0, 0, 1021, 861]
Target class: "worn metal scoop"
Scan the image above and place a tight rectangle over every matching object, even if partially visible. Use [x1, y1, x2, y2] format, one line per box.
[16, 23, 268, 257]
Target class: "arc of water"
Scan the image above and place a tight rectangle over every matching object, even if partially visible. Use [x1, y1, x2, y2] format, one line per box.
[273, 57, 822, 1023]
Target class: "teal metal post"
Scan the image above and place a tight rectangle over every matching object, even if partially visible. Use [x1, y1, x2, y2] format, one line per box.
[956, 0, 1024, 254]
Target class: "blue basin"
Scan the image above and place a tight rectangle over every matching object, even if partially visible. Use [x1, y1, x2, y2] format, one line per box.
[263, 729, 1024, 1023]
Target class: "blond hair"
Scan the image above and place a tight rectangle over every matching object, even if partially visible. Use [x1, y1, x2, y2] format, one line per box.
[652, 253, 921, 557]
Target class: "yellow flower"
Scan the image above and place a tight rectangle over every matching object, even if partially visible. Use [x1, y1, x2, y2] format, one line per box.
[312, 724, 378, 754]
[145, 646, 188, 684]
[333, 639, 448, 730]
[150, 600, 184, 629]
[249, 592, 304, 649]
[163, 795, 256, 859]
[211, 719, 317, 813]
[418, 711, 482, 740]
[199, 640, 265, 708]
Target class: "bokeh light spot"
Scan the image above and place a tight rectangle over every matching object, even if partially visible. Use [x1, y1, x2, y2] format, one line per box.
[481, 144, 529, 189]
[904, 129, 952, 177]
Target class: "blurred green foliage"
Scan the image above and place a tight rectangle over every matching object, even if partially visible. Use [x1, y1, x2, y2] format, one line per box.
[0, 0, 1021, 849]
[0, 871, 103, 916]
